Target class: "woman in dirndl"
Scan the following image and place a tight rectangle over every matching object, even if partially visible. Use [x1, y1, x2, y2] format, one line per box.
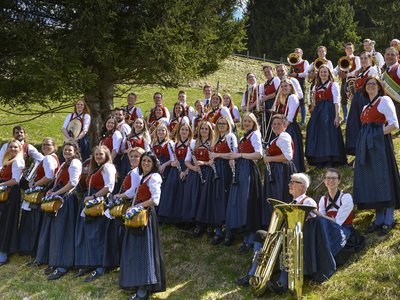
[204, 93, 234, 128]
[22, 138, 59, 264]
[0, 140, 25, 266]
[99, 115, 123, 161]
[272, 78, 305, 172]
[262, 114, 297, 227]
[345, 51, 379, 155]
[225, 113, 263, 254]
[151, 123, 173, 181]
[148, 105, 169, 135]
[157, 123, 192, 224]
[119, 152, 166, 300]
[223, 93, 241, 134]
[183, 121, 214, 237]
[43, 142, 82, 280]
[62, 99, 91, 161]
[353, 76, 400, 236]
[169, 102, 190, 140]
[192, 100, 205, 139]
[305, 65, 347, 167]
[74, 145, 118, 282]
[120, 117, 151, 184]
[209, 116, 238, 245]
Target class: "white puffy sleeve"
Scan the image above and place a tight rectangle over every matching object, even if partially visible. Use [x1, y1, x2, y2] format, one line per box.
[83, 114, 91, 132]
[331, 82, 340, 104]
[62, 113, 72, 129]
[286, 95, 300, 123]
[250, 130, 263, 155]
[68, 159, 82, 187]
[148, 173, 162, 205]
[276, 132, 293, 161]
[12, 158, 25, 183]
[112, 130, 123, 152]
[124, 168, 141, 199]
[377, 96, 399, 128]
[318, 196, 327, 216]
[335, 193, 354, 226]
[101, 163, 116, 192]
[220, 107, 234, 126]
[185, 140, 196, 161]
[43, 155, 58, 179]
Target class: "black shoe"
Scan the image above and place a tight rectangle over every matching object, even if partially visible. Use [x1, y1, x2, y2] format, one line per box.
[378, 223, 395, 236]
[192, 228, 203, 238]
[267, 280, 285, 293]
[238, 243, 251, 255]
[223, 237, 234, 246]
[84, 270, 102, 282]
[75, 268, 92, 278]
[211, 236, 224, 246]
[44, 266, 56, 275]
[48, 269, 66, 280]
[235, 274, 250, 286]
[256, 230, 268, 241]
[366, 223, 382, 234]
[129, 292, 149, 300]
[0, 259, 9, 267]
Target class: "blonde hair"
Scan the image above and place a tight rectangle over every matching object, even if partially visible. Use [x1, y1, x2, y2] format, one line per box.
[274, 78, 298, 107]
[151, 123, 170, 144]
[211, 116, 232, 148]
[88, 145, 113, 175]
[195, 121, 214, 149]
[241, 112, 259, 131]
[2, 139, 23, 166]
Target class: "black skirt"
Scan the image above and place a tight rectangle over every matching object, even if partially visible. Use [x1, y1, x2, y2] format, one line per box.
[0, 185, 21, 255]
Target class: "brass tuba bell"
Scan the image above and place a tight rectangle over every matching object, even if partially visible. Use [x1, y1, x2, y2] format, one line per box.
[287, 53, 301, 66]
[313, 57, 327, 71]
[338, 56, 353, 72]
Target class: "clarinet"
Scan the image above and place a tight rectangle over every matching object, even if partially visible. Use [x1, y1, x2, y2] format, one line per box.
[263, 142, 273, 183]
[229, 135, 237, 185]
[209, 151, 220, 180]
[168, 142, 185, 182]
[189, 145, 206, 184]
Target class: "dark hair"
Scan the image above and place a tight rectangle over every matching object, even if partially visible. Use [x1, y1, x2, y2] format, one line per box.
[139, 151, 160, 175]
[315, 64, 335, 87]
[172, 102, 186, 118]
[361, 75, 385, 99]
[12, 125, 25, 135]
[62, 141, 82, 161]
[114, 106, 126, 113]
[203, 85, 211, 91]
[153, 92, 163, 99]
[326, 168, 341, 180]
[101, 115, 117, 137]
[127, 92, 137, 99]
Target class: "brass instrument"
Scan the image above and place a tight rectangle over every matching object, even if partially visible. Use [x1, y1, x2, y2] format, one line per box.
[287, 53, 301, 66]
[338, 56, 353, 72]
[250, 198, 287, 296]
[346, 77, 356, 101]
[312, 57, 327, 71]
[381, 79, 400, 104]
[250, 199, 315, 299]
[20, 160, 41, 190]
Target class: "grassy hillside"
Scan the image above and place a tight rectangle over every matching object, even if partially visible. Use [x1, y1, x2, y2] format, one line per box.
[0, 56, 399, 300]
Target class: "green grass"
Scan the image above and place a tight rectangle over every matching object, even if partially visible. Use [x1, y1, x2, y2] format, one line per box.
[0, 55, 400, 300]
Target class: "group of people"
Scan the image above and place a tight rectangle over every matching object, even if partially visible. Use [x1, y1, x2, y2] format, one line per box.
[0, 37, 399, 299]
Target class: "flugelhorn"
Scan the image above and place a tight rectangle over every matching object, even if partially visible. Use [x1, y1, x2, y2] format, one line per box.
[338, 56, 353, 72]
[287, 53, 301, 66]
[313, 57, 327, 71]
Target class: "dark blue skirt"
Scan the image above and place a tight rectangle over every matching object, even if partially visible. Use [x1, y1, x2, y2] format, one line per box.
[305, 99, 347, 166]
[226, 158, 262, 232]
[196, 158, 232, 225]
[286, 122, 305, 172]
[262, 161, 296, 227]
[181, 166, 211, 222]
[35, 211, 55, 264]
[119, 208, 166, 293]
[303, 217, 349, 283]
[48, 190, 78, 268]
[18, 203, 43, 256]
[0, 185, 21, 255]
[354, 124, 400, 209]
[79, 135, 90, 161]
[345, 91, 369, 155]
[74, 199, 88, 267]
[157, 160, 186, 223]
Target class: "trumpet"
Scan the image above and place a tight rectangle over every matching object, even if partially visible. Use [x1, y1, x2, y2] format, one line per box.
[338, 56, 353, 72]
[287, 53, 301, 66]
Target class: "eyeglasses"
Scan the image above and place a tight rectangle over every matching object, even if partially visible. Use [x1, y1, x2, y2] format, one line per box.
[325, 176, 339, 180]
[289, 180, 303, 185]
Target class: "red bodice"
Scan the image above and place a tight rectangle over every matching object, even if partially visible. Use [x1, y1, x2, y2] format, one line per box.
[267, 137, 294, 156]
[36, 154, 60, 181]
[387, 64, 400, 85]
[101, 135, 113, 152]
[136, 177, 151, 204]
[153, 143, 170, 160]
[238, 132, 255, 153]
[315, 82, 333, 102]
[123, 172, 131, 192]
[0, 164, 12, 181]
[86, 168, 105, 190]
[205, 109, 222, 124]
[214, 140, 231, 153]
[324, 195, 354, 225]
[360, 98, 386, 124]
[194, 147, 210, 162]
[126, 137, 145, 150]
[264, 79, 277, 96]
[175, 144, 188, 160]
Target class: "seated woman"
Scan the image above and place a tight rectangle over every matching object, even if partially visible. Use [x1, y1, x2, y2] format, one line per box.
[119, 152, 166, 300]
[316, 168, 365, 266]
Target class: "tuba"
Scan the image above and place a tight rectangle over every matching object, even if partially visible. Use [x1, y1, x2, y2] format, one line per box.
[250, 198, 314, 299]
[313, 57, 327, 71]
[287, 53, 301, 66]
[250, 198, 287, 296]
[338, 56, 353, 72]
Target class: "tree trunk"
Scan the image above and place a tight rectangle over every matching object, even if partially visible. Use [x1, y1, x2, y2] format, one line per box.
[85, 81, 115, 148]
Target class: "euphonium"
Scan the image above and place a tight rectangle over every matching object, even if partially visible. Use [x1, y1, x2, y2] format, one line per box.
[250, 198, 287, 296]
[338, 56, 353, 72]
[287, 53, 301, 66]
[276, 203, 315, 300]
[313, 57, 327, 71]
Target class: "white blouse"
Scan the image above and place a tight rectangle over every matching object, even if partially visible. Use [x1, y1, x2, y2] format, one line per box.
[12, 158, 25, 183]
[318, 192, 354, 226]
[144, 173, 162, 206]
[101, 163, 117, 192]
[42, 154, 59, 179]
[362, 96, 399, 128]
[68, 159, 82, 187]
[286, 94, 300, 123]
[124, 167, 141, 199]
[274, 132, 293, 161]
